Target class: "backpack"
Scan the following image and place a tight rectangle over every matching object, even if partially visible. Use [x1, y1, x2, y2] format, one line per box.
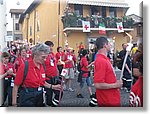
[117, 60, 123, 70]
[77, 61, 83, 72]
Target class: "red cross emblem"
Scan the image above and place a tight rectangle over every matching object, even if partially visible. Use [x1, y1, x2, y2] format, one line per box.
[119, 26, 122, 30]
[84, 25, 89, 30]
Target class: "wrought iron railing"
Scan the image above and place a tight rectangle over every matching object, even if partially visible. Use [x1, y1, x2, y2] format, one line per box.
[61, 14, 134, 29]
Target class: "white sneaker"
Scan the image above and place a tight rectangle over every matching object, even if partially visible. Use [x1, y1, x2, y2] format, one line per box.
[63, 85, 67, 91]
[68, 88, 74, 92]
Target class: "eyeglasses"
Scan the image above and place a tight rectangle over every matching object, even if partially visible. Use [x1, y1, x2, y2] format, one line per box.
[40, 55, 48, 59]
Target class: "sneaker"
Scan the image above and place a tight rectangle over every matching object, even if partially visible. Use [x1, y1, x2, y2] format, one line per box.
[77, 94, 84, 98]
[90, 94, 95, 98]
[68, 88, 74, 92]
[63, 85, 67, 91]
[126, 89, 131, 93]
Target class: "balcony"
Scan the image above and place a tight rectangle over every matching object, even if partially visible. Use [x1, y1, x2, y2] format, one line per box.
[61, 13, 134, 31]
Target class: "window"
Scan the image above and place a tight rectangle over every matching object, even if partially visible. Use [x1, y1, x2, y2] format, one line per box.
[30, 26, 32, 36]
[0, 0, 3, 5]
[102, 7, 106, 17]
[15, 37, 20, 40]
[91, 6, 99, 15]
[15, 23, 20, 30]
[74, 4, 83, 16]
[109, 7, 116, 17]
[137, 24, 143, 36]
[15, 14, 19, 19]
[37, 20, 40, 32]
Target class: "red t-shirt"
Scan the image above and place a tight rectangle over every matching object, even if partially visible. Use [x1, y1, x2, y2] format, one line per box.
[94, 54, 121, 107]
[45, 53, 57, 78]
[130, 76, 143, 107]
[55, 52, 63, 63]
[14, 59, 46, 88]
[63, 52, 73, 68]
[0, 62, 16, 78]
[80, 56, 89, 78]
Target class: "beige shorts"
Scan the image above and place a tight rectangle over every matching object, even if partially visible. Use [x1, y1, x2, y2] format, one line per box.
[64, 68, 75, 79]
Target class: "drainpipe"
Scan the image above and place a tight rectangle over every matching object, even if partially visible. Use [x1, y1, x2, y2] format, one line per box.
[26, 13, 29, 42]
[33, 10, 36, 44]
[58, 0, 60, 47]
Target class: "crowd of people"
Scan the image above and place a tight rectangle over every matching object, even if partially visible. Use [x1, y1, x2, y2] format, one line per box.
[0, 36, 143, 107]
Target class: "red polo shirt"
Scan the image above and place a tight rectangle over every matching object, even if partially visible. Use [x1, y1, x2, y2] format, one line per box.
[80, 56, 88, 78]
[14, 59, 46, 88]
[94, 54, 121, 107]
[45, 53, 57, 78]
[0, 62, 15, 78]
[63, 52, 73, 68]
[14, 56, 27, 71]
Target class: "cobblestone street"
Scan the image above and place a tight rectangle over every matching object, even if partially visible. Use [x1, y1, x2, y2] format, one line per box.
[59, 70, 130, 107]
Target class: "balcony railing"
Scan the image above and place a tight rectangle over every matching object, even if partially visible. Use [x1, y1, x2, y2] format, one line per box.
[61, 14, 134, 29]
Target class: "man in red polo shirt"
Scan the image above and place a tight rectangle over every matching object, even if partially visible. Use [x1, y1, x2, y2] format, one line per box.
[44, 41, 63, 107]
[12, 44, 61, 107]
[94, 37, 123, 107]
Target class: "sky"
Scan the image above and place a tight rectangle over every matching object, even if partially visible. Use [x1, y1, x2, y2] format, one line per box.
[5, 0, 143, 31]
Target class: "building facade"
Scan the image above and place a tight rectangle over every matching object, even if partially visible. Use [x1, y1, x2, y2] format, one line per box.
[10, 9, 25, 41]
[19, 0, 136, 54]
[0, 0, 7, 51]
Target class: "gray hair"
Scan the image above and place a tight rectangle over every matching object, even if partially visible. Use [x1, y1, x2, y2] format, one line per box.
[32, 43, 50, 58]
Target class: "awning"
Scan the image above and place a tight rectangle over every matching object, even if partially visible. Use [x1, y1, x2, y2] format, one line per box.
[67, 0, 129, 8]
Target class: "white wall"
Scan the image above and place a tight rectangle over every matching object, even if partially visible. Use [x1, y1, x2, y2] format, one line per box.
[0, 0, 7, 51]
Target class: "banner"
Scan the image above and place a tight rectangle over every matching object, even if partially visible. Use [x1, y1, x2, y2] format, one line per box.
[116, 22, 124, 33]
[82, 21, 90, 32]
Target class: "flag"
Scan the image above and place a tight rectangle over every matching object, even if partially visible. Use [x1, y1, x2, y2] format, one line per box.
[82, 21, 90, 32]
[116, 22, 124, 33]
[99, 23, 106, 35]
[61, 69, 68, 77]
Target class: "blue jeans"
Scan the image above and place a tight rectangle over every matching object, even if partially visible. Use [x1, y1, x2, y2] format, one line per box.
[80, 77, 92, 88]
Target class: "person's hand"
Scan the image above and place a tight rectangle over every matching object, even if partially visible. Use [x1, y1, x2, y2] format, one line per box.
[7, 69, 13, 75]
[52, 84, 62, 91]
[115, 80, 123, 88]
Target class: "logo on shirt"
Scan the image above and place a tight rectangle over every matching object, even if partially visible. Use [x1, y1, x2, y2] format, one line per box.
[42, 73, 46, 78]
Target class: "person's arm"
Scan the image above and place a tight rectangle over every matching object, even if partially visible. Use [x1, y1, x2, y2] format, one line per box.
[125, 64, 131, 74]
[12, 85, 19, 106]
[87, 61, 94, 68]
[0, 72, 7, 79]
[94, 80, 123, 89]
[44, 81, 61, 91]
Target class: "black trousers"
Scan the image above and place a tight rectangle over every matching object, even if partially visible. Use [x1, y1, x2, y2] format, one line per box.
[122, 73, 132, 90]
[2, 78, 13, 106]
[18, 88, 44, 107]
[45, 77, 63, 106]
[57, 65, 63, 75]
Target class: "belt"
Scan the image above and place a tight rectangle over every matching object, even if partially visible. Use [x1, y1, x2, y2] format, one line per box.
[22, 87, 43, 92]
[4, 77, 12, 80]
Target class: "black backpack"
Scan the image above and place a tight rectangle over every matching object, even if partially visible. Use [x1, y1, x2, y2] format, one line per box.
[77, 61, 83, 72]
[117, 60, 123, 70]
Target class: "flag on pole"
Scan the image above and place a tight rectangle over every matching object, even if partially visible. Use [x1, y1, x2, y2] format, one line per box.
[61, 69, 68, 77]
[82, 21, 90, 32]
[99, 23, 106, 35]
[116, 22, 124, 33]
